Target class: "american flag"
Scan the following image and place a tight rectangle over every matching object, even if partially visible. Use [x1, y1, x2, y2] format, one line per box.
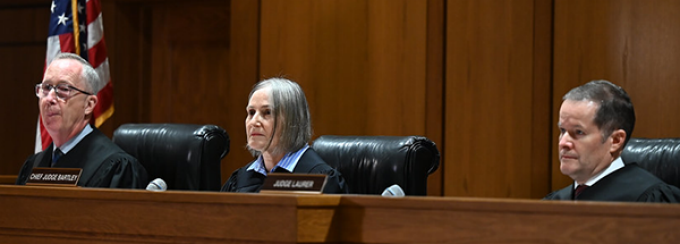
[36, 0, 114, 152]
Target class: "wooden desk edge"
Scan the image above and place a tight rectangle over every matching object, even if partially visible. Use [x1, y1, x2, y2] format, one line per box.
[0, 175, 16, 185]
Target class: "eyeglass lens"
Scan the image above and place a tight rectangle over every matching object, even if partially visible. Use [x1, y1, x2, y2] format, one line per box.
[36, 84, 72, 100]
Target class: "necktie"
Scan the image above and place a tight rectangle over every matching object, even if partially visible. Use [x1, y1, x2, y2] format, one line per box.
[52, 148, 64, 167]
[574, 184, 588, 198]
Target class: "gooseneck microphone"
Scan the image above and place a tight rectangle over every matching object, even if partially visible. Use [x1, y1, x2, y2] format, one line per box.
[381, 184, 405, 197]
[146, 178, 167, 192]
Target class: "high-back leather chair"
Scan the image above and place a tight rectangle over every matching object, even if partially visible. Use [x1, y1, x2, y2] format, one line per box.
[112, 123, 229, 191]
[621, 138, 680, 188]
[311, 135, 440, 195]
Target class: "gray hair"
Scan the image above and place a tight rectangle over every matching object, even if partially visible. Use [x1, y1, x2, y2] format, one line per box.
[51, 53, 102, 94]
[563, 80, 636, 145]
[247, 77, 313, 156]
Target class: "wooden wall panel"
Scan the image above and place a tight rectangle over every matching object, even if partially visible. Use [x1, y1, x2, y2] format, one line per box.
[0, 5, 49, 176]
[531, 0, 554, 198]
[552, 0, 680, 191]
[260, 0, 428, 136]
[259, 0, 441, 194]
[49, 0, 259, 184]
[425, 0, 445, 196]
[145, 1, 258, 182]
[222, 1, 261, 179]
[149, 3, 231, 123]
[445, 0, 552, 198]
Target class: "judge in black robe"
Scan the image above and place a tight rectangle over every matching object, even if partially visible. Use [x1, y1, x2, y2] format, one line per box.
[221, 148, 347, 193]
[546, 80, 680, 203]
[16, 128, 148, 188]
[20, 53, 147, 189]
[221, 78, 348, 194]
[544, 163, 680, 202]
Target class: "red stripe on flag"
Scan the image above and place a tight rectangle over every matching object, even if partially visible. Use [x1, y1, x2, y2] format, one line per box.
[88, 37, 107, 68]
[39, 117, 51, 150]
[94, 81, 114, 119]
[58, 33, 75, 53]
[86, 0, 101, 24]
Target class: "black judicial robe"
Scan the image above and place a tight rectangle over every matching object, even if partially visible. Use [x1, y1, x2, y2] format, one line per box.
[15, 128, 148, 189]
[221, 148, 348, 194]
[544, 164, 680, 203]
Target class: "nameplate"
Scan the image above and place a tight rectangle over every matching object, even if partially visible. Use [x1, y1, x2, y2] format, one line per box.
[260, 173, 328, 194]
[26, 168, 82, 187]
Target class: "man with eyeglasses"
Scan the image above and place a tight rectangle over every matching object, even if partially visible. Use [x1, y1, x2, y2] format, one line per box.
[15, 53, 148, 188]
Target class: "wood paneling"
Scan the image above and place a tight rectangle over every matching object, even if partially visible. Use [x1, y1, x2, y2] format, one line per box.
[259, 0, 439, 194]
[532, 0, 554, 198]
[0, 185, 304, 243]
[0, 176, 16, 185]
[149, 2, 232, 124]
[425, 0, 445, 195]
[552, 0, 680, 190]
[104, 0, 259, 182]
[445, 0, 552, 198]
[3, 185, 680, 244]
[0, 5, 49, 176]
[222, 0, 261, 181]
[338, 196, 680, 244]
[147, 1, 254, 180]
[259, 0, 429, 136]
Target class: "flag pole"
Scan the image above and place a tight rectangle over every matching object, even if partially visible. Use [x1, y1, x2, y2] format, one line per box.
[71, 0, 80, 55]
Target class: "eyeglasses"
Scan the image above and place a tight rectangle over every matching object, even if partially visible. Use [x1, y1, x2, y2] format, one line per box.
[35, 83, 93, 101]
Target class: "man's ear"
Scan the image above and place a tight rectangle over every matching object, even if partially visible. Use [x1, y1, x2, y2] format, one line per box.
[84, 94, 98, 115]
[609, 129, 627, 153]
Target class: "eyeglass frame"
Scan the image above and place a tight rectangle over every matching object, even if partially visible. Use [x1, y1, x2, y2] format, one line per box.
[35, 83, 94, 101]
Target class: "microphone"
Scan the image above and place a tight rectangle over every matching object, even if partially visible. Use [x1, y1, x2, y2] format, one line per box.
[381, 184, 405, 197]
[146, 178, 167, 192]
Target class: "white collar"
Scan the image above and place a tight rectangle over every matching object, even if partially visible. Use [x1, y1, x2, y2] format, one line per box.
[574, 156, 624, 189]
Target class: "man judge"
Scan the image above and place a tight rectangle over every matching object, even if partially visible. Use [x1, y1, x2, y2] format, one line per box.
[15, 53, 147, 188]
[544, 80, 680, 202]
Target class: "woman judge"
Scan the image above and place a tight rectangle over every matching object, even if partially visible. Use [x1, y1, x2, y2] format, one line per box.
[220, 77, 347, 193]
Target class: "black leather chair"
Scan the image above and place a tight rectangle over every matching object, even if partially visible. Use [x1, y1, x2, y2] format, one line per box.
[311, 135, 440, 195]
[621, 138, 680, 189]
[112, 123, 229, 191]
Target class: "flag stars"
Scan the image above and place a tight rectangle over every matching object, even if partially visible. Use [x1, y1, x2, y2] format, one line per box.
[77, 3, 85, 14]
[51, 1, 56, 13]
[57, 13, 69, 26]
[80, 23, 86, 32]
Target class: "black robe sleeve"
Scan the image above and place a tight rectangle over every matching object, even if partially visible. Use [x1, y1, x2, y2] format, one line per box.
[542, 186, 572, 201]
[15, 151, 49, 185]
[220, 165, 266, 193]
[220, 168, 240, 192]
[302, 162, 348, 194]
[543, 164, 680, 203]
[638, 184, 680, 203]
[83, 152, 148, 189]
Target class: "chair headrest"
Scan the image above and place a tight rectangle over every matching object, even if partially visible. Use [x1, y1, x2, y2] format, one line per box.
[112, 123, 229, 191]
[622, 138, 680, 188]
[312, 135, 440, 195]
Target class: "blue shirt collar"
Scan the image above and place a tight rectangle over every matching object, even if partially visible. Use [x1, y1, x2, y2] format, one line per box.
[247, 144, 310, 176]
[54, 124, 93, 156]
